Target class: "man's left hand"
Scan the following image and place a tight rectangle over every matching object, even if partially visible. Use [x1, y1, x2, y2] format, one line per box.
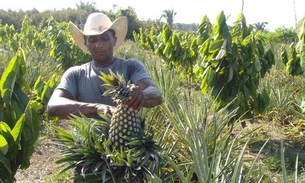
[125, 84, 144, 112]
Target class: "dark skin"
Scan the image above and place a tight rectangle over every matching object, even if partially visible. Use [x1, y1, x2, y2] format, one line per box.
[47, 30, 162, 119]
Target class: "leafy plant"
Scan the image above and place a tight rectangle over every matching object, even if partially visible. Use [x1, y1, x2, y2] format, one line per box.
[47, 17, 91, 71]
[194, 11, 274, 123]
[53, 112, 163, 182]
[33, 74, 58, 106]
[293, 16, 305, 113]
[135, 11, 275, 123]
[263, 27, 297, 44]
[134, 22, 199, 81]
[280, 42, 303, 76]
[0, 49, 43, 182]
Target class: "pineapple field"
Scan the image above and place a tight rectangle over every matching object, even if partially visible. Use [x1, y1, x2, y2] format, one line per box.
[1, 9, 305, 183]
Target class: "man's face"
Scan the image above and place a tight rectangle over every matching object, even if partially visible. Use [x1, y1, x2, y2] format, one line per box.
[85, 30, 117, 62]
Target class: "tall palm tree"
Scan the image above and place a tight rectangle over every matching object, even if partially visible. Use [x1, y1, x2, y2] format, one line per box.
[160, 9, 176, 28]
[252, 22, 268, 32]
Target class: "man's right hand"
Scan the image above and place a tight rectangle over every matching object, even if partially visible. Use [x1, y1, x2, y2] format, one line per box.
[96, 104, 115, 116]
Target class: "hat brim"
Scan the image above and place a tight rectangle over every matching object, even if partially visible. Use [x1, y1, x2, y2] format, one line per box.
[69, 16, 128, 54]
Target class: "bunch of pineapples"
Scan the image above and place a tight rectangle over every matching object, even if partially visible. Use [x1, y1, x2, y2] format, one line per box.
[53, 70, 162, 182]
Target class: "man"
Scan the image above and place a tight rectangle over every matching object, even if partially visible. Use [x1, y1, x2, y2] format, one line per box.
[47, 12, 162, 118]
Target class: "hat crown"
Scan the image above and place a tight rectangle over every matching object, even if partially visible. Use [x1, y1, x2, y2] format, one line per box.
[84, 13, 112, 35]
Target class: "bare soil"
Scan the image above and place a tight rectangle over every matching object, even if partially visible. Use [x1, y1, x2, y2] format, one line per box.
[15, 139, 72, 183]
[15, 121, 74, 183]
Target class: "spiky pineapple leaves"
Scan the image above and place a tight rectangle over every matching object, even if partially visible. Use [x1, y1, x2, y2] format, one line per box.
[54, 70, 163, 181]
[99, 69, 132, 102]
[54, 113, 162, 182]
[99, 70, 123, 89]
[53, 115, 110, 172]
[53, 114, 114, 181]
[127, 131, 162, 173]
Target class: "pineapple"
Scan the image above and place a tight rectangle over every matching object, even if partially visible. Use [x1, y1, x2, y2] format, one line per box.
[99, 70, 142, 150]
[55, 70, 162, 181]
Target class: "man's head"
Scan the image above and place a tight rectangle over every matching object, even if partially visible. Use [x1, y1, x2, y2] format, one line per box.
[70, 12, 128, 54]
[84, 29, 117, 62]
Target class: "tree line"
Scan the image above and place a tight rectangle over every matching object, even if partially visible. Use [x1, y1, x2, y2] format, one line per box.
[0, 1, 199, 41]
[0, 1, 298, 44]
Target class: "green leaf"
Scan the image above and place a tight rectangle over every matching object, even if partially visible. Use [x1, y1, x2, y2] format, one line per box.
[231, 141, 248, 182]
[0, 135, 8, 155]
[216, 49, 226, 60]
[9, 100, 24, 123]
[0, 49, 26, 104]
[209, 39, 223, 52]
[214, 11, 226, 35]
[19, 100, 42, 169]
[0, 152, 11, 174]
[0, 122, 18, 160]
[246, 64, 253, 75]
[0, 122, 11, 133]
[53, 126, 73, 142]
[243, 85, 250, 98]
[33, 76, 44, 99]
[11, 114, 25, 142]
[228, 67, 233, 82]
[12, 84, 29, 111]
[41, 74, 57, 104]
[0, 63, 17, 103]
[254, 58, 261, 72]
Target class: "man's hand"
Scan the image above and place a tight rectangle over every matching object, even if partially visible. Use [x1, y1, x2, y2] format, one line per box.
[96, 104, 115, 116]
[125, 84, 145, 112]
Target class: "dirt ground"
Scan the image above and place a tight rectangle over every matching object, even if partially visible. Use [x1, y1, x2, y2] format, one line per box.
[15, 139, 73, 183]
[15, 120, 74, 183]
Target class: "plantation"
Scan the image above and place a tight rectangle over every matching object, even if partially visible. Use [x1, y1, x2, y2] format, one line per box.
[1, 6, 305, 183]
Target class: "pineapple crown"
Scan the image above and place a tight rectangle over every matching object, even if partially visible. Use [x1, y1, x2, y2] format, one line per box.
[99, 69, 131, 102]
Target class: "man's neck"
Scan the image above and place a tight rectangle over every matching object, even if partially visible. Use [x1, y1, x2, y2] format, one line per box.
[94, 57, 116, 68]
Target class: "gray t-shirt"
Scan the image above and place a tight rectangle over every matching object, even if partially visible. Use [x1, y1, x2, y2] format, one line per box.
[56, 58, 150, 106]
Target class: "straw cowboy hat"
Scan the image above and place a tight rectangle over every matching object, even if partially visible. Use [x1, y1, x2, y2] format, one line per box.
[70, 12, 128, 53]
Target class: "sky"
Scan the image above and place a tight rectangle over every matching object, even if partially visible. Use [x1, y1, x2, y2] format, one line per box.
[1, 0, 305, 31]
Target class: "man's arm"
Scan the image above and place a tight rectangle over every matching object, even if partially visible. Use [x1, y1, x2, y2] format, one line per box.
[47, 89, 113, 119]
[141, 85, 163, 107]
[125, 78, 162, 112]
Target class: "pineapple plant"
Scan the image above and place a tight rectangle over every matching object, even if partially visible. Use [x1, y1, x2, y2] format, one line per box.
[100, 70, 142, 151]
[53, 69, 163, 182]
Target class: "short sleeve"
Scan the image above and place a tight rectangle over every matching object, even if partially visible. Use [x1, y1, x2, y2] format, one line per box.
[56, 66, 80, 99]
[126, 60, 150, 84]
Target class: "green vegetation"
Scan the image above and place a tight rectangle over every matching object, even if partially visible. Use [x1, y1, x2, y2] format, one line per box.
[135, 11, 275, 124]
[0, 49, 44, 182]
[1, 4, 305, 183]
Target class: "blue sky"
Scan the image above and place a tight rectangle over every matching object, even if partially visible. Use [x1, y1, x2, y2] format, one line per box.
[1, 0, 304, 31]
